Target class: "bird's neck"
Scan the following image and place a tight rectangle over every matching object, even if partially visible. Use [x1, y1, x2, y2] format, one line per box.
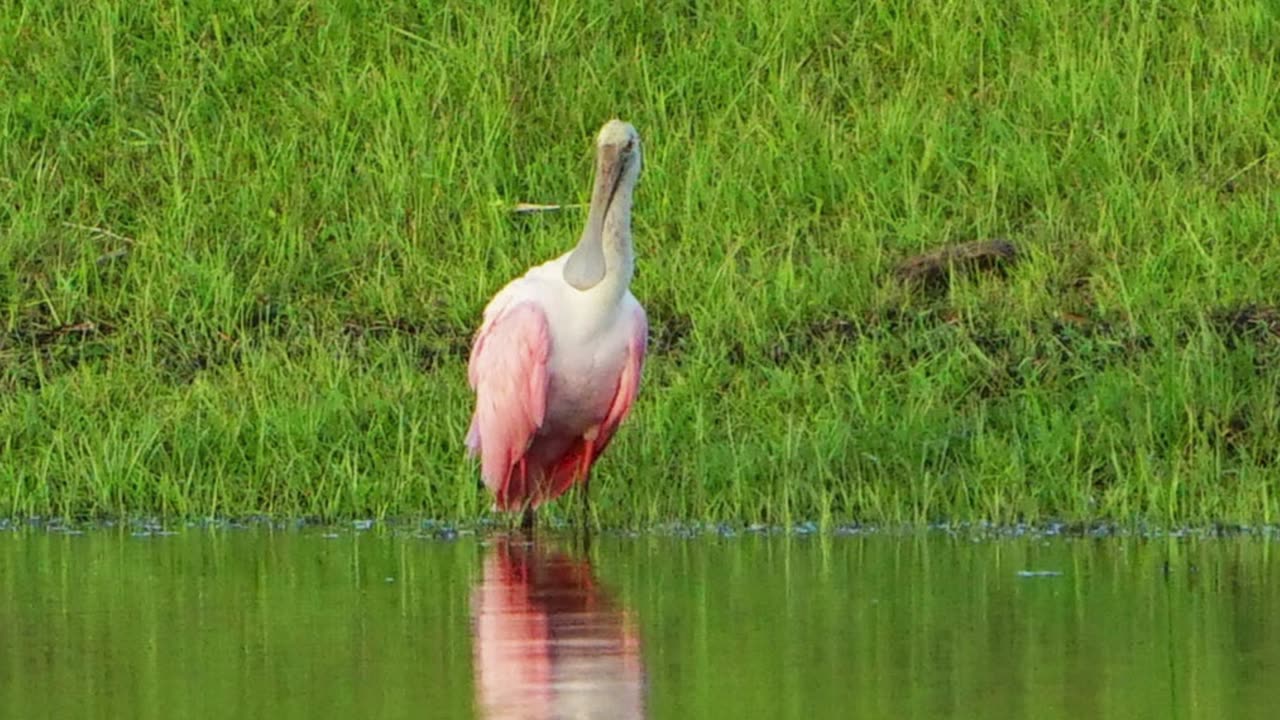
[598, 193, 635, 297]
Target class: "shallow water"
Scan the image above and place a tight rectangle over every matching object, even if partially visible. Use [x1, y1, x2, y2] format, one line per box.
[2, 526, 1276, 719]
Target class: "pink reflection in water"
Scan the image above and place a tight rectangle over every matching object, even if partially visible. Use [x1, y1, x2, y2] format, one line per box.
[471, 536, 647, 719]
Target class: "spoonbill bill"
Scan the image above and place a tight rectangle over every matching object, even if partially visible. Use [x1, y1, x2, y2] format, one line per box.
[465, 119, 648, 525]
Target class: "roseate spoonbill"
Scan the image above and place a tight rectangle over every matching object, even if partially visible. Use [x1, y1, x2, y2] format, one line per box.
[472, 536, 646, 719]
[465, 119, 648, 525]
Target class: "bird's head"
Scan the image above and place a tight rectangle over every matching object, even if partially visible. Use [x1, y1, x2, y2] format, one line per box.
[595, 119, 642, 184]
[563, 119, 644, 291]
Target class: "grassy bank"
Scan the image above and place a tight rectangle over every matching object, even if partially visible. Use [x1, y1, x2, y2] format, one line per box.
[2, 0, 1278, 526]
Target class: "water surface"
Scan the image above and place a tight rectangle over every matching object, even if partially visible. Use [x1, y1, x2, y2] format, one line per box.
[2, 525, 1276, 719]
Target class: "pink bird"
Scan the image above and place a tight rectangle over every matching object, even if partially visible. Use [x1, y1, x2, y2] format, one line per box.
[466, 119, 648, 525]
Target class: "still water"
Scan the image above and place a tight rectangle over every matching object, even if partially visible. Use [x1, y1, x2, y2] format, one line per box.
[1, 525, 1276, 719]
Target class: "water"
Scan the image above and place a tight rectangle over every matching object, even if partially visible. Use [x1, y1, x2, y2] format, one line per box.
[2, 526, 1276, 719]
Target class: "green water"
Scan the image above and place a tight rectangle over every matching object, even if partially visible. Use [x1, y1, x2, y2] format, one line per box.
[1, 526, 1276, 719]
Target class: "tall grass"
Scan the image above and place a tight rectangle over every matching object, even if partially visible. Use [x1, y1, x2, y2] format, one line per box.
[1, 0, 1278, 527]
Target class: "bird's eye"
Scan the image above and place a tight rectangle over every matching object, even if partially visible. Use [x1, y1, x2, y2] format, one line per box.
[623, 139, 636, 153]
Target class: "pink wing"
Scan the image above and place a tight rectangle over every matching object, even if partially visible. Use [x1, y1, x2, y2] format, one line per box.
[597, 303, 649, 454]
[465, 300, 551, 500]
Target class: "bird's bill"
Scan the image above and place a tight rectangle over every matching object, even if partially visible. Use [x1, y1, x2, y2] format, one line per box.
[592, 143, 626, 216]
[563, 144, 625, 291]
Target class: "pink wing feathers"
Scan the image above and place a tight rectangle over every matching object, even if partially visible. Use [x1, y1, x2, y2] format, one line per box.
[595, 303, 649, 458]
[465, 300, 551, 506]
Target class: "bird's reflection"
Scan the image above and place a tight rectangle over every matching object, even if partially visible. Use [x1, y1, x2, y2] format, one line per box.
[471, 535, 646, 719]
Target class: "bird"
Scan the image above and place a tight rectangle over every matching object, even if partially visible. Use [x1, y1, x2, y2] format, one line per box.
[465, 119, 648, 527]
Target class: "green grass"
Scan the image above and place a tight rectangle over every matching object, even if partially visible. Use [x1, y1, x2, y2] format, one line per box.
[1, 0, 1278, 527]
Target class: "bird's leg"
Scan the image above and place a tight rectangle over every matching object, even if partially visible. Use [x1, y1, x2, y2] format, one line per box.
[577, 437, 596, 528]
[578, 518, 595, 556]
[516, 459, 535, 531]
[517, 457, 528, 504]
